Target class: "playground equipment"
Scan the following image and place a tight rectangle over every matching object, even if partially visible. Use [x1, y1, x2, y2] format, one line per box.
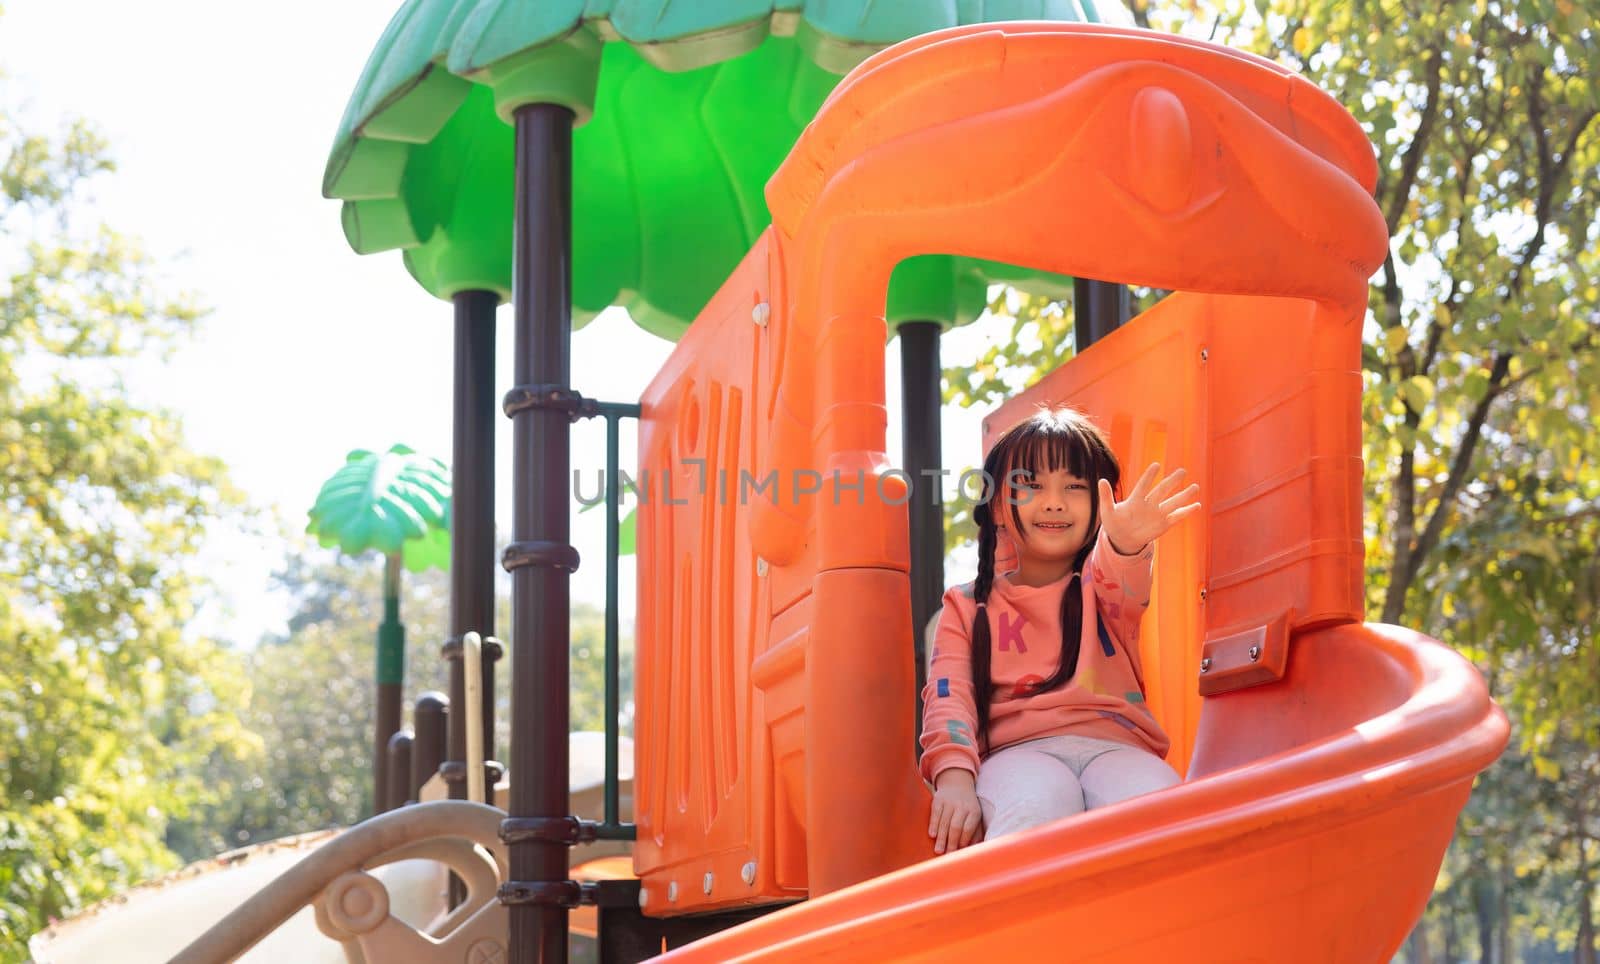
[49, 11, 1512, 964]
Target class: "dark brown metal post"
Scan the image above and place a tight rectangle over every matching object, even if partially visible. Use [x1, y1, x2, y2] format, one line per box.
[899, 321, 945, 734]
[412, 691, 448, 801]
[502, 102, 576, 964]
[1073, 278, 1130, 352]
[387, 729, 415, 808]
[446, 289, 501, 801]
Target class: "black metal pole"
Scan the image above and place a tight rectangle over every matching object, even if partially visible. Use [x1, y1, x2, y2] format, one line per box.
[1073, 278, 1130, 352]
[899, 321, 944, 734]
[412, 691, 448, 802]
[447, 288, 501, 801]
[504, 102, 575, 964]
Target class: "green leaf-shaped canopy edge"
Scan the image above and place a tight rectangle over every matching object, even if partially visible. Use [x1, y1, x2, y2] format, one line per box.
[324, 0, 1128, 340]
[307, 444, 453, 573]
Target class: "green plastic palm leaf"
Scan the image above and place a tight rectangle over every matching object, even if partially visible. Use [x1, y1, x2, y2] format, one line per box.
[323, 0, 1129, 338]
[307, 444, 452, 573]
[402, 521, 453, 572]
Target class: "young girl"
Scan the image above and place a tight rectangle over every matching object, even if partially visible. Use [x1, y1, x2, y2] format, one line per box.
[922, 406, 1201, 854]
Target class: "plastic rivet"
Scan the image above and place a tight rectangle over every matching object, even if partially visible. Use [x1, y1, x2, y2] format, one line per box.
[741, 862, 756, 886]
[638, 888, 650, 908]
[752, 302, 771, 327]
[667, 881, 678, 902]
[1199, 657, 1212, 674]
[1249, 645, 1261, 662]
[703, 873, 714, 895]
[756, 558, 769, 577]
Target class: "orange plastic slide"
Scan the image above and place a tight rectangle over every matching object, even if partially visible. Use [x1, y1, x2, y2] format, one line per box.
[631, 22, 1508, 961]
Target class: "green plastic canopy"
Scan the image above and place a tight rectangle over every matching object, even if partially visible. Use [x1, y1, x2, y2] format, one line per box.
[307, 444, 452, 573]
[325, 1, 1128, 340]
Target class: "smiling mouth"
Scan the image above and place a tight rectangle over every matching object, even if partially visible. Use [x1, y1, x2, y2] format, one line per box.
[1034, 523, 1073, 530]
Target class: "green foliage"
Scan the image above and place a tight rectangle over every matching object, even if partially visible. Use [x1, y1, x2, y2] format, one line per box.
[0, 98, 256, 954]
[168, 551, 454, 859]
[169, 548, 633, 861]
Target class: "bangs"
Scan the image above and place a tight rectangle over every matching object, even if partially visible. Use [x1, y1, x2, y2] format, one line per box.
[1004, 415, 1097, 482]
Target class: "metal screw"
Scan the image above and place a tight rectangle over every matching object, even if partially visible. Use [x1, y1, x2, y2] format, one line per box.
[1199, 657, 1212, 674]
[638, 888, 650, 909]
[703, 873, 714, 895]
[1199, 588, 1207, 601]
[752, 302, 771, 327]
[667, 881, 678, 902]
[1248, 645, 1261, 662]
[741, 862, 757, 886]
[756, 558, 769, 577]
[1200, 348, 1209, 362]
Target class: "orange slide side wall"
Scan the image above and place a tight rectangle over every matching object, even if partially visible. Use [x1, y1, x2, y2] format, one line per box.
[986, 291, 1367, 773]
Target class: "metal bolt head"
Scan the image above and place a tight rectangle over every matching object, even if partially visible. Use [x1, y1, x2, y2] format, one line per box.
[667, 881, 678, 902]
[741, 862, 756, 886]
[1199, 657, 1212, 674]
[756, 557, 769, 577]
[1199, 588, 1208, 601]
[703, 873, 714, 895]
[1200, 348, 1209, 361]
[1248, 645, 1261, 662]
[639, 888, 650, 909]
[752, 302, 771, 327]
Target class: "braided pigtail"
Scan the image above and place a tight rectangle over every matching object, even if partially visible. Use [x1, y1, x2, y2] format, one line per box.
[971, 498, 998, 741]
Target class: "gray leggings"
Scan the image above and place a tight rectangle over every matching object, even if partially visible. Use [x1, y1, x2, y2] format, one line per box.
[976, 734, 1182, 841]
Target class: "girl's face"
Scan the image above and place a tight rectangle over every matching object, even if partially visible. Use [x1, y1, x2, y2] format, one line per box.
[1004, 464, 1095, 563]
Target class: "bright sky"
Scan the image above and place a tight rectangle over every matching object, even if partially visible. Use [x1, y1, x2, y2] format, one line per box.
[1, 0, 1000, 647]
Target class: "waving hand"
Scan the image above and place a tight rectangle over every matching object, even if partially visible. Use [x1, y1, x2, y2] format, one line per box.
[1096, 463, 1201, 556]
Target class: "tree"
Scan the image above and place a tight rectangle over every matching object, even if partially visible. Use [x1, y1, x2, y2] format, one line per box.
[169, 546, 633, 860]
[169, 549, 454, 859]
[0, 90, 256, 954]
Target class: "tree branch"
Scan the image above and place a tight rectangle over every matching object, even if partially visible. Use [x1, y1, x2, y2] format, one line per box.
[1385, 48, 1445, 236]
[1402, 351, 1515, 595]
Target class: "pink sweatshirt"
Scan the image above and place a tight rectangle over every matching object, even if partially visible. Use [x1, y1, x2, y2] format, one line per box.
[919, 525, 1170, 785]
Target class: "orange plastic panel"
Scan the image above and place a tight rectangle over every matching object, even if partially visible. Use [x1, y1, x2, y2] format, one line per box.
[635, 234, 792, 915]
[985, 292, 1366, 771]
[636, 234, 932, 916]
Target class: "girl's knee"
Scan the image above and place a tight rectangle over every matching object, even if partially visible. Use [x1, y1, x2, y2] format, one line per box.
[982, 790, 1086, 840]
[977, 752, 1085, 840]
[1080, 750, 1181, 810]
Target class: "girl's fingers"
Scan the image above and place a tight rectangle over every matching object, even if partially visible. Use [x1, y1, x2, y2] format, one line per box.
[1129, 461, 1160, 501]
[1157, 482, 1201, 513]
[959, 809, 982, 848]
[1147, 467, 1188, 503]
[1165, 502, 1203, 524]
[928, 800, 942, 838]
[935, 805, 954, 853]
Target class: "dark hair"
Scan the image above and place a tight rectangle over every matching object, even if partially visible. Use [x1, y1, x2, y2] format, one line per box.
[971, 406, 1122, 744]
